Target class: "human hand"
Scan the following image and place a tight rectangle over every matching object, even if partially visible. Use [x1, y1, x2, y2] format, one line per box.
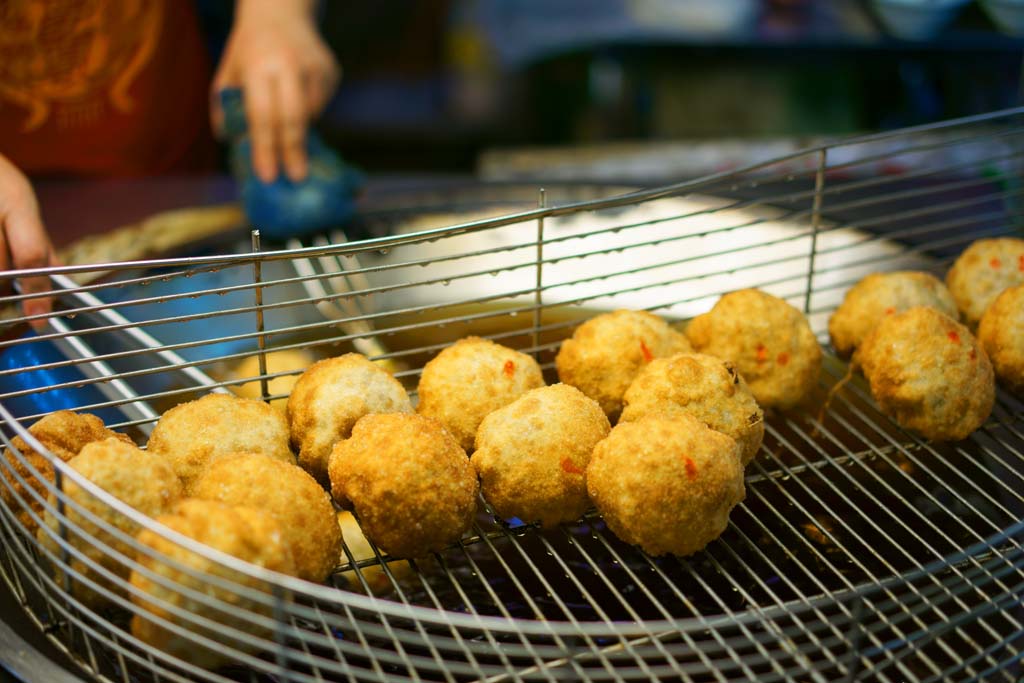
[0, 154, 56, 327]
[211, 0, 340, 184]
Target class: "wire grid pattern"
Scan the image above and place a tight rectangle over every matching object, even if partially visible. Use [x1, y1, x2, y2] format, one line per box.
[0, 108, 1023, 682]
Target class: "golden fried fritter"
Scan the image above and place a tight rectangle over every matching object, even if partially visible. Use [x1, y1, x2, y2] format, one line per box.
[587, 413, 745, 557]
[147, 393, 293, 494]
[336, 510, 414, 594]
[686, 289, 821, 410]
[287, 353, 412, 484]
[192, 452, 341, 582]
[231, 349, 314, 410]
[857, 306, 994, 441]
[946, 237, 1024, 328]
[977, 283, 1024, 395]
[417, 336, 544, 452]
[471, 383, 610, 527]
[555, 309, 692, 418]
[828, 271, 959, 357]
[130, 499, 295, 670]
[37, 438, 182, 608]
[620, 353, 763, 465]
[2, 411, 132, 533]
[328, 413, 478, 558]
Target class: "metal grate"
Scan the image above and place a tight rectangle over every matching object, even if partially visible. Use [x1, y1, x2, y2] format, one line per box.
[1, 107, 1023, 682]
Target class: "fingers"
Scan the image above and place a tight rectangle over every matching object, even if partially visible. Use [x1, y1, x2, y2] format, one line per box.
[276, 70, 308, 182]
[2, 182, 54, 327]
[244, 74, 279, 183]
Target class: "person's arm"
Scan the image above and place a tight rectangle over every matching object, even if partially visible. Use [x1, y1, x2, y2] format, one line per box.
[211, 0, 340, 184]
[0, 154, 55, 323]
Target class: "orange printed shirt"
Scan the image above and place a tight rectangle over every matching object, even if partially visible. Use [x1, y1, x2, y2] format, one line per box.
[0, 0, 216, 176]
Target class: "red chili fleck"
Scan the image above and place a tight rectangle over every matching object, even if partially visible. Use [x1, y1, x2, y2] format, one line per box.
[560, 457, 584, 475]
[1019, 254, 1024, 273]
[755, 344, 768, 363]
[947, 330, 961, 344]
[969, 349, 977, 361]
[990, 257, 1002, 269]
[684, 457, 698, 481]
[503, 360, 516, 377]
[884, 307, 895, 315]
[776, 352, 790, 366]
[639, 340, 654, 363]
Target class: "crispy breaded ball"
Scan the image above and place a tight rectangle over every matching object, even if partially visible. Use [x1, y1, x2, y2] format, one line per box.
[686, 289, 822, 410]
[287, 353, 412, 484]
[976, 284, 1024, 395]
[2, 411, 132, 533]
[336, 511, 414, 594]
[857, 306, 995, 441]
[417, 337, 545, 452]
[231, 349, 314, 410]
[130, 499, 295, 670]
[192, 453, 341, 582]
[620, 353, 764, 466]
[328, 413, 478, 559]
[471, 384, 610, 527]
[587, 413, 745, 557]
[37, 438, 182, 608]
[147, 393, 293, 494]
[828, 271, 959, 357]
[946, 237, 1024, 328]
[555, 309, 692, 418]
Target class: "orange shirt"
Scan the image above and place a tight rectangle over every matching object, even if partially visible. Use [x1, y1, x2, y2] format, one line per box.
[0, 0, 216, 176]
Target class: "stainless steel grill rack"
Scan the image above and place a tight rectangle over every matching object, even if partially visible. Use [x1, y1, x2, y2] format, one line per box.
[1, 107, 1023, 683]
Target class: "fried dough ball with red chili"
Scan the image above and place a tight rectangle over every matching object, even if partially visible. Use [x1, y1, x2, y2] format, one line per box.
[977, 284, 1024, 395]
[37, 438, 183, 608]
[857, 306, 994, 441]
[328, 413, 478, 559]
[417, 336, 544, 452]
[147, 393, 294, 494]
[828, 271, 959, 357]
[946, 237, 1024, 328]
[555, 309, 692, 419]
[287, 353, 413, 484]
[192, 453, 341, 582]
[685, 289, 822, 410]
[130, 499, 295, 670]
[2, 411, 132, 533]
[587, 413, 745, 557]
[620, 353, 763, 466]
[471, 384, 610, 527]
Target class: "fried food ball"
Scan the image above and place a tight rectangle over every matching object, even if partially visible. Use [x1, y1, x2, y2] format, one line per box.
[192, 453, 341, 582]
[328, 413, 478, 559]
[288, 353, 412, 484]
[555, 309, 692, 418]
[336, 510, 414, 594]
[946, 237, 1024, 328]
[230, 349, 314, 410]
[130, 499, 295, 670]
[37, 438, 182, 608]
[685, 289, 822, 410]
[620, 353, 764, 466]
[147, 393, 294, 494]
[417, 336, 545, 452]
[857, 306, 995, 441]
[587, 413, 745, 557]
[976, 283, 1024, 395]
[2, 411, 132, 533]
[828, 271, 959, 357]
[471, 384, 610, 527]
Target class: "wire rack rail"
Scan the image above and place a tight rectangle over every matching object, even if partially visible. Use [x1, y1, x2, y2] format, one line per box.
[1, 108, 1023, 683]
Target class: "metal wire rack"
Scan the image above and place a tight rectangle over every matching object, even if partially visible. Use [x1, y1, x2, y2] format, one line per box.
[1, 107, 1024, 683]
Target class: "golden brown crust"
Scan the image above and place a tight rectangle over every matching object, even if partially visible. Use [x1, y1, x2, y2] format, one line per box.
[555, 309, 692, 419]
[946, 237, 1024, 328]
[587, 414, 744, 557]
[147, 393, 294, 494]
[857, 306, 994, 441]
[130, 499, 295, 670]
[1, 411, 132, 533]
[977, 283, 1024, 395]
[287, 354, 412, 484]
[328, 413, 478, 559]
[416, 336, 545, 452]
[471, 383, 610, 527]
[685, 289, 821, 410]
[621, 353, 764, 465]
[828, 271, 959, 357]
[192, 452, 342, 582]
